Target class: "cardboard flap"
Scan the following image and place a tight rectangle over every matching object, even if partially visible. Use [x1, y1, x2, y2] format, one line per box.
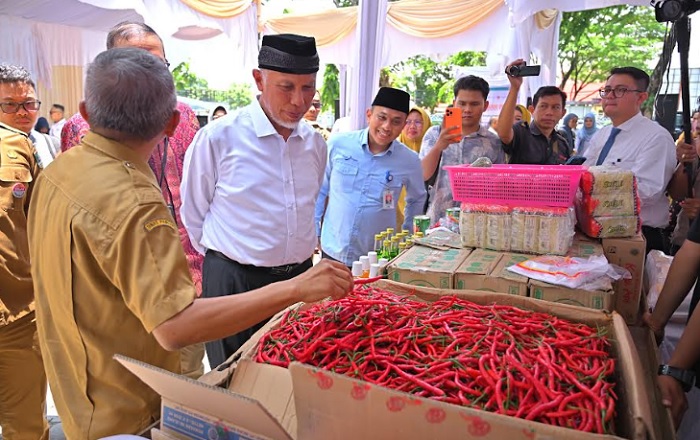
[114, 355, 293, 440]
[289, 362, 623, 440]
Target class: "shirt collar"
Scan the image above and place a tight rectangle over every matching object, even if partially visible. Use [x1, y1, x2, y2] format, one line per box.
[81, 131, 156, 180]
[615, 112, 644, 131]
[465, 126, 491, 138]
[360, 128, 395, 156]
[250, 97, 309, 141]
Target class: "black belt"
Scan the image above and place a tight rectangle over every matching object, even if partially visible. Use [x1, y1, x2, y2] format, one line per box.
[208, 249, 310, 275]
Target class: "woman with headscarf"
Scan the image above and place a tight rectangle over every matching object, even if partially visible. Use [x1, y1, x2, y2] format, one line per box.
[397, 106, 431, 227]
[514, 104, 531, 124]
[576, 112, 598, 155]
[560, 113, 578, 152]
[34, 116, 50, 134]
[208, 105, 227, 123]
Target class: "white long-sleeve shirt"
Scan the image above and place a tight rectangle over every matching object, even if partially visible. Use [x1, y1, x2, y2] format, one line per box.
[180, 98, 327, 266]
[583, 112, 676, 228]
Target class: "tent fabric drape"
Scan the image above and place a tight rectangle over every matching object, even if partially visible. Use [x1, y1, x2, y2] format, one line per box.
[387, 0, 503, 38]
[535, 9, 558, 30]
[265, 6, 357, 47]
[177, 0, 252, 19]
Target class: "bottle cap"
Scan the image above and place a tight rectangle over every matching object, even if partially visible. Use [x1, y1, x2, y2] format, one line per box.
[352, 261, 363, 277]
[359, 255, 370, 270]
[368, 251, 378, 265]
[369, 263, 380, 277]
[378, 258, 389, 266]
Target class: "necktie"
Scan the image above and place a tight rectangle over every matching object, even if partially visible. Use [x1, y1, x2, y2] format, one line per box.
[595, 127, 621, 166]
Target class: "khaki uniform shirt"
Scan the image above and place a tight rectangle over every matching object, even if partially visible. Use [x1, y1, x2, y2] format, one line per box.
[28, 132, 196, 439]
[0, 122, 39, 327]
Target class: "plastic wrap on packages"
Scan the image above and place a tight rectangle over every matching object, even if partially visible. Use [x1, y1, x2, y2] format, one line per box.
[536, 206, 576, 256]
[459, 203, 488, 248]
[485, 205, 512, 251]
[507, 254, 631, 290]
[511, 207, 540, 254]
[576, 205, 641, 238]
[580, 166, 638, 196]
[646, 250, 674, 309]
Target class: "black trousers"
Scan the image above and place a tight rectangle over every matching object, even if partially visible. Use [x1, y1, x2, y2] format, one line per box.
[202, 250, 313, 368]
[642, 225, 669, 255]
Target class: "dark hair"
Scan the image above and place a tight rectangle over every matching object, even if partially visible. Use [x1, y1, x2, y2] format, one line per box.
[35, 117, 50, 133]
[453, 75, 490, 100]
[609, 67, 650, 91]
[213, 106, 226, 114]
[533, 86, 567, 108]
[106, 21, 162, 50]
[51, 104, 65, 112]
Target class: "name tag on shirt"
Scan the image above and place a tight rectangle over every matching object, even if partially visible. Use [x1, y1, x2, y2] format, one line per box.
[382, 188, 395, 210]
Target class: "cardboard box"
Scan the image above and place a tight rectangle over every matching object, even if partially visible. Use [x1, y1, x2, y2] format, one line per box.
[603, 234, 646, 325]
[529, 280, 615, 311]
[115, 355, 291, 440]
[567, 233, 605, 258]
[453, 248, 503, 290]
[475, 252, 530, 296]
[386, 245, 471, 289]
[219, 280, 662, 440]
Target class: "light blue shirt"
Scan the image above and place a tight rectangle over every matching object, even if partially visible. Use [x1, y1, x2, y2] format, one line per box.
[315, 128, 426, 266]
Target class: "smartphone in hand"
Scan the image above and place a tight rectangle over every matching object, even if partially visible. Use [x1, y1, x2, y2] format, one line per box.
[444, 107, 462, 137]
[564, 156, 586, 165]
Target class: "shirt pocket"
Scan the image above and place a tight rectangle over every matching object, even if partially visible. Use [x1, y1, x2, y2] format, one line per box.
[333, 157, 359, 194]
[0, 165, 32, 212]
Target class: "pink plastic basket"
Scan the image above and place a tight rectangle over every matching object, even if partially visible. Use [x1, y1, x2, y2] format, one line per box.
[445, 164, 585, 207]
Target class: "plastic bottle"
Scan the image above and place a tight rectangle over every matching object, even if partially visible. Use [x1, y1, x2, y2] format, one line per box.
[369, 263, 380, 278]
[351, 261, 363, 278]
[359, 256, 370, 278]
[373, 234, 382, 253]
[368, 251, 378, 266]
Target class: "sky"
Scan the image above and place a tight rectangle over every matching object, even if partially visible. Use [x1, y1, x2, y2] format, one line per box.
[165, 0, 337, 90]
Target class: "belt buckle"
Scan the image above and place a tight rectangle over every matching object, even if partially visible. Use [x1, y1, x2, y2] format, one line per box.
[270, 263, 294, 275]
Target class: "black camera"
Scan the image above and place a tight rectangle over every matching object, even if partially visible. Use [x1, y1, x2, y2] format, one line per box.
[506, 63, 541, 78]
[654, 0, 700, 22]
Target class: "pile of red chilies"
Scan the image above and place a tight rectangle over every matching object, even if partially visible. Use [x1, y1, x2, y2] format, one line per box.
[256, 286, 617, 434]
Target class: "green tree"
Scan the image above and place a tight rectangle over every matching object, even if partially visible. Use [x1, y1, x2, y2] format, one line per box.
[558, 6, 665, 102]
[225, 83, 253, 110]
[321, 64, 339, 113]
[171, 61, 209, 93]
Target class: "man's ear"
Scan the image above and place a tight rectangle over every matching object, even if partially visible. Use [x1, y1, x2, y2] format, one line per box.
[366, 107, 373, 123]
[163, 109, 181, 138]
[252, 69, 264, 92]
[78, 101, 89, 123]
[483, 100, 490, 112]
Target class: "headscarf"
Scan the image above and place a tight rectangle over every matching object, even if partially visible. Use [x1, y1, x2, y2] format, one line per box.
[577, 112, 598, 145]
[34, 116, 50, 134]
[515, 104, 532, 124]
[561, 113, 578, 150]
[208, 105, 228, 123]
[398, 106, 431, 153]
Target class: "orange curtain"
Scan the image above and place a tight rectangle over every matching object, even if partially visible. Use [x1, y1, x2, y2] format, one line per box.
[387, 0, 503, 38]
[36, 65, 83, 122]
[179, 0, 253, 19]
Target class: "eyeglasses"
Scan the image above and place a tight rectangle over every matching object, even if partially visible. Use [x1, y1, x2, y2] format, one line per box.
[164, 59, 171, 68]
[405, 120, 423, 126]
[311, 101, 321, 109]
[0, 100, 41, 113]
[598, 86, 645, 99]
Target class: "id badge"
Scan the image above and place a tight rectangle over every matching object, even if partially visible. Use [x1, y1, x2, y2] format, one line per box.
[382, 188, 395, 210]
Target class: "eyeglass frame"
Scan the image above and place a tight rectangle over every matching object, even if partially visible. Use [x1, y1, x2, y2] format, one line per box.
[598, 86, 646, 99]
[0, 100, 42, 114]
[310, 101, 321, 109]
[405, 119, 424, 126]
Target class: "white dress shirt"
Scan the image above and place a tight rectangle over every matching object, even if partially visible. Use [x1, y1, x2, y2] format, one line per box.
[49, 118, 66, 138]
[583, 112, 676, 228]
[180, 98, 327, 266]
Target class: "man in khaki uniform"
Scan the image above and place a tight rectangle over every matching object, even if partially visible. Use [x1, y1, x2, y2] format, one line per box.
[0, 64, 48, 440]
[28, 48, 352, 438]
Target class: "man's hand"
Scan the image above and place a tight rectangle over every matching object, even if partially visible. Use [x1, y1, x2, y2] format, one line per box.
[676, 141, 696, 163]
[642, 310, 665, 346]
[505, 58, 526, 89]
[291, 259, 353, 303]
[435, 120, 462, 152]
[680, 198, 700, 220]
[658, 374, 689, 429]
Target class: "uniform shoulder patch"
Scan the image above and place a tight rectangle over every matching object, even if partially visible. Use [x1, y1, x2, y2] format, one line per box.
[144, 218, 176, 232]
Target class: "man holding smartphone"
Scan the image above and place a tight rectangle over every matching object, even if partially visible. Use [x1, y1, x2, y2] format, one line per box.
[497, 58, 572, 165]
[420, 75, 505, 225]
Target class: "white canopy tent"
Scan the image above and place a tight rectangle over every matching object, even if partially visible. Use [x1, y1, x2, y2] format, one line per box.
[0, 0, 655, 128]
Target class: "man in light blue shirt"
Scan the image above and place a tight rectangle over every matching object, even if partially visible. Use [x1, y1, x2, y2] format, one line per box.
[315, 87, 427, 266]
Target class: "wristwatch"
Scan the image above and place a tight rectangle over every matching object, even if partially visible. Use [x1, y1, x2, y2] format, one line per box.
[658, 364, 696, 392]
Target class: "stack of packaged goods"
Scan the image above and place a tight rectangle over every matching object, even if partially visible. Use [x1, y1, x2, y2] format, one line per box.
[576, 166, 641, 238]
[460, 203, 575, 256]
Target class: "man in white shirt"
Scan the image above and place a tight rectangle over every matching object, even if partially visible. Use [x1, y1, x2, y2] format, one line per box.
[583, 67, 676, 252]
[181, 34, 330, 367]
[48, 103, 66, 138]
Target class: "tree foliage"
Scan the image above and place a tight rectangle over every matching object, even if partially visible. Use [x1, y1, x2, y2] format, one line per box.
[320, 64, 339, 113]
[558, 6, 665, 101]
[172, 61, 209, 92]
[172, 60, 252, 110]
